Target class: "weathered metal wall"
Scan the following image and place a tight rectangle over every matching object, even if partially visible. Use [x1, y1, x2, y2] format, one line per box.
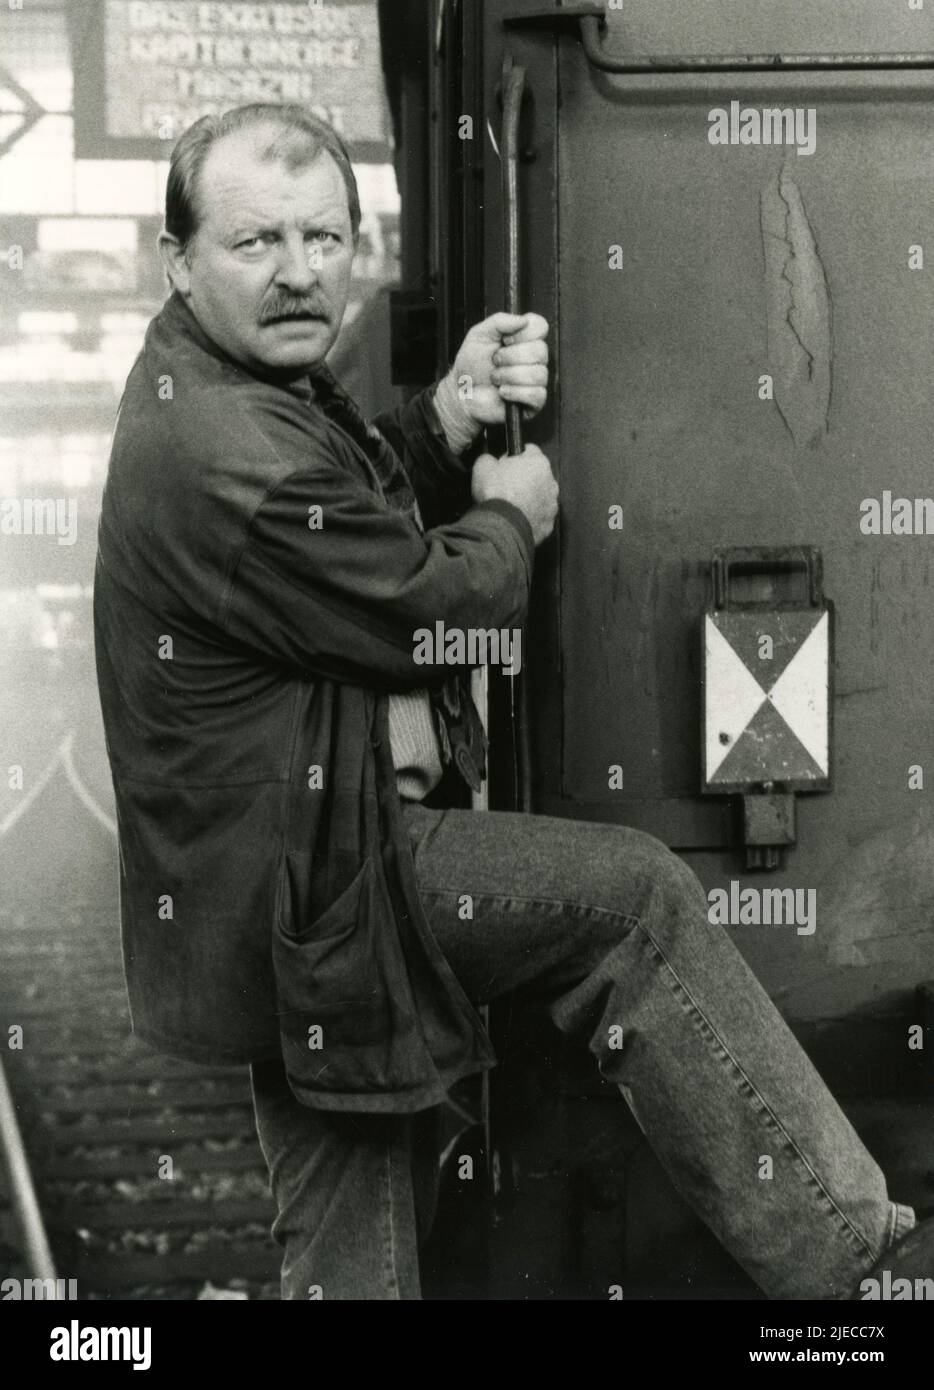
[482, 0, 934, 1044]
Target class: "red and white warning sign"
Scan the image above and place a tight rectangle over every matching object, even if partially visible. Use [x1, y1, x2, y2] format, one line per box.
[703, 609, 830, 791]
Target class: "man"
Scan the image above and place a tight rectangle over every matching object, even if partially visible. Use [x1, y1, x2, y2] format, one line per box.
[94, 103, 932, 1300]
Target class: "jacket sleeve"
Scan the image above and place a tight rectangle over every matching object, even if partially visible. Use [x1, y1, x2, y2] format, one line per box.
[372, 387, 478, 529]
[221, 453, 535, 692]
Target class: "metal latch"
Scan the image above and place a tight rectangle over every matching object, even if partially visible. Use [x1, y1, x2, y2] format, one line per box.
[702, 547, 833, 871]
[503, 3, 605, 32]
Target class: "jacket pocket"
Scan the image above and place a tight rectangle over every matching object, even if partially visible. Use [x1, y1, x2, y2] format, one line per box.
[273, 854, 390, 1055]
[277, 848, 365, 945]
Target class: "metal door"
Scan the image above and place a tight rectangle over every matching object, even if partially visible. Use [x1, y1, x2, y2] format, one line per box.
[483, 0, 934, 1033]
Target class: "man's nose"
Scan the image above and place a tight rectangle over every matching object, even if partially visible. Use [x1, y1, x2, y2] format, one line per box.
[274, 235, 319, 292]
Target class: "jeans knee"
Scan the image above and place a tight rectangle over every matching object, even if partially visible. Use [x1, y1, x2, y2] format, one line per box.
[627, 831, 708, 934]
[579, 825, 705, 938]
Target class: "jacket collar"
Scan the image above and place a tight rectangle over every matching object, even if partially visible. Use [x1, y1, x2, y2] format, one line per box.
[157, 290, 318, 403]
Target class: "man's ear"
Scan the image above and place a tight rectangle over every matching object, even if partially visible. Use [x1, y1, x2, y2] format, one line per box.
[158, 231, 192, 296]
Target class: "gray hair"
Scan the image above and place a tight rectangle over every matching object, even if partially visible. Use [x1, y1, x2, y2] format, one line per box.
[164, 103, 361, 253]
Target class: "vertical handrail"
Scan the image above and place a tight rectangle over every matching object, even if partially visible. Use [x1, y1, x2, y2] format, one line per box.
[502, 56, 526, 461]
[480, 51, 536, 1226]
[500, 54, 534, 816]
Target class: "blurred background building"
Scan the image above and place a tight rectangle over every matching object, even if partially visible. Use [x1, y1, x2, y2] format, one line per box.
[0, 0, 400, 832]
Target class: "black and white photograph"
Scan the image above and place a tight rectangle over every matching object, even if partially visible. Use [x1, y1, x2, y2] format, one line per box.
[0, 0, 932, 1358]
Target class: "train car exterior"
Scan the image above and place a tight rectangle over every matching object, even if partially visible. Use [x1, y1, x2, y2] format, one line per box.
[386, 0, 934, 1296]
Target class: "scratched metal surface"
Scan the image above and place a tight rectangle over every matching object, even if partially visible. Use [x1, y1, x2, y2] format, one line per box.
[545, 16, 934, 1011]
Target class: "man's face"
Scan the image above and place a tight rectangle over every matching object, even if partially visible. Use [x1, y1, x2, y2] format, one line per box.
[165, 130, 356, 377]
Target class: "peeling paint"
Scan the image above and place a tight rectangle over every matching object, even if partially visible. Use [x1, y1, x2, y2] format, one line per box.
[760, 168, 832, 447]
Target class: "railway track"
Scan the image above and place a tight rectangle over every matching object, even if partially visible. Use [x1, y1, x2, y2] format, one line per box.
[0, 754, 282, 1301]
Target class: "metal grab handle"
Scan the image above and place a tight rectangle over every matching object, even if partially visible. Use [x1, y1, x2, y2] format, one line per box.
[504, 7, 934, 74]
[501, 55, 526, 459]
[712, 547, 824, 610]
[580, 14, 934, 74]
[484, 56, 534, 1212]
[499, 54, 533, 815]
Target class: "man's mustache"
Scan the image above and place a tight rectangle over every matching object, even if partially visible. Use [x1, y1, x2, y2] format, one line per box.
[259, 295, 330, 325]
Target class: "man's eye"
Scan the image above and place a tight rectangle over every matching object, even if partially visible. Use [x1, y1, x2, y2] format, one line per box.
[309, 231, 339, 245]
[236, 235, 270, 250]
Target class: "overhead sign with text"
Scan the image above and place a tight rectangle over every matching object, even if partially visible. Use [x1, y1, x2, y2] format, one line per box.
[70, 1, 392, 161]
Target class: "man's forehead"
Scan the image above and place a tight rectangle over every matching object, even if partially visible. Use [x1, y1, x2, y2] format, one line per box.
[198, 130, 351, 228]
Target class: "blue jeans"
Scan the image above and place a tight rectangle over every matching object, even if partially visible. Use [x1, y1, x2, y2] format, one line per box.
[250, 804, 914, 1299]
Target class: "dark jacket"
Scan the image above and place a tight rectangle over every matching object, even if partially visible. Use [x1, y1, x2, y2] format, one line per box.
[93, 290, 535, 1113]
